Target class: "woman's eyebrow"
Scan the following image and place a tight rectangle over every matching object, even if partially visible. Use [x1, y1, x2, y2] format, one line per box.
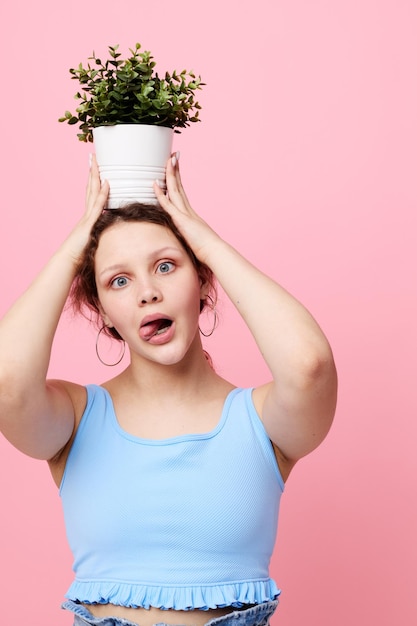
[98, 264, 125, 278]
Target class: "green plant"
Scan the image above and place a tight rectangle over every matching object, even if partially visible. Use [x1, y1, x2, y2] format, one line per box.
[59, 43, 204, 142]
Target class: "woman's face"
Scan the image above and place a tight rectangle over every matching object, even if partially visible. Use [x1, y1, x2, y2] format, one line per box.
[94, 220, 206, 366]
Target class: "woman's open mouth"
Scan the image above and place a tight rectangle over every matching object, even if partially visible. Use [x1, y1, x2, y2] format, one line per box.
[139, 316, 174, 342]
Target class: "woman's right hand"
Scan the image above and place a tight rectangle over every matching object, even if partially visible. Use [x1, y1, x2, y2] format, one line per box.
[85, 154, 110, 221]
[64, 155, 110, 260]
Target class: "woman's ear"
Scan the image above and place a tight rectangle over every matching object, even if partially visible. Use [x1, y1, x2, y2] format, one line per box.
[98, 306, 113, 329]
[199, 279, 211, 301]
[199, 283, 217, 315]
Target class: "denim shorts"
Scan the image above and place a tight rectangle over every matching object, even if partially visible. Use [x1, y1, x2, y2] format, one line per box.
[62, 599, 279, 626]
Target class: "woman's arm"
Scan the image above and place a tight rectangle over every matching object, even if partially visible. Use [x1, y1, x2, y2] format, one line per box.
[155, 155, 337, 471]
[0, 158, 109, 460]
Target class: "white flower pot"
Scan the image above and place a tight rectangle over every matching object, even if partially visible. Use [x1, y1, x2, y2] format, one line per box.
[93, 125, 174, 209]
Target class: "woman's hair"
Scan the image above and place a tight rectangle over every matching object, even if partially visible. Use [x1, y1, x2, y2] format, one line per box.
[70, 202, 217, 341]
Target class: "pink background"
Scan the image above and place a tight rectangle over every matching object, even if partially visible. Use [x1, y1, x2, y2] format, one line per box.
[0, 1, 416, 624]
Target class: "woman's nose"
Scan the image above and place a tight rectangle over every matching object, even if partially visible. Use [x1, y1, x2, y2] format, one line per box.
[138, 283, 162, 306]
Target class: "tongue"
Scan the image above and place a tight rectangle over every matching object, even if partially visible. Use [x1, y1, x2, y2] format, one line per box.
[139, 319, 170, 341]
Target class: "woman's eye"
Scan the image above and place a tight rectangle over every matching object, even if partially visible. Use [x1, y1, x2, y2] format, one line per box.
[111, 276, 128, 288]
[157, 262, 174, 274]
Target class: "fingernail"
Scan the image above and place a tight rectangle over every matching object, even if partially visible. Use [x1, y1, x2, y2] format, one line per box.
[171, 154, 177, 168]
[155, 179, 163, 188]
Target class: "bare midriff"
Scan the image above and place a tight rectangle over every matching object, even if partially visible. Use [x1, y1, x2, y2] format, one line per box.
[82, 603, 249, 626]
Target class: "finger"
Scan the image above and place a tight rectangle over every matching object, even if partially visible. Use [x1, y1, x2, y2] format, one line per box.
[86, 180, 109, 224]
[165, 153, 192, 211]
[86, 155, 104, 210]
[85, 154, 94, 201]
[96, 179, 110, 212]
[89, 154, 101, 195]
[153, 179, 171, 210]
[154, 157, 182, 212]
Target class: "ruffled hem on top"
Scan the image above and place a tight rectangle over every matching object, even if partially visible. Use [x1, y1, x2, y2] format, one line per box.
[65, 578, 281, 611]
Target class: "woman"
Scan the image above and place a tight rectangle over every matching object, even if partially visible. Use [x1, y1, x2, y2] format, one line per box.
[0, 153, 337, 626]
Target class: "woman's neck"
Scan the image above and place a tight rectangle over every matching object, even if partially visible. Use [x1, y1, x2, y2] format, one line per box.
[106, 342, 220, 402]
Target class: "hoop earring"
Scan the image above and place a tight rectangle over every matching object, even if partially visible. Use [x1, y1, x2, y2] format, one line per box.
[199, 295, 218, 338]
[96, 326, 126, 366]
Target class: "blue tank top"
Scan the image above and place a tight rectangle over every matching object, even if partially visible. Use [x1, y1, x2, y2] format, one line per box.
[60, 385, 284, 610]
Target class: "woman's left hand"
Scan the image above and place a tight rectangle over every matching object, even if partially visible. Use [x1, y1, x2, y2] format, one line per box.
[153, 153, 221, 264]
